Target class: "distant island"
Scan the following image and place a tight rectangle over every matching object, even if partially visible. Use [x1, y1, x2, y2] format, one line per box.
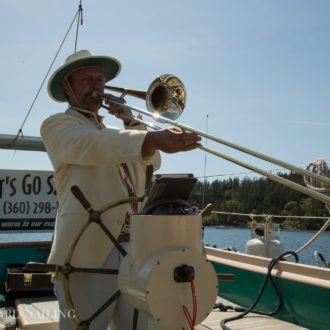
[189, 172, 329, 231]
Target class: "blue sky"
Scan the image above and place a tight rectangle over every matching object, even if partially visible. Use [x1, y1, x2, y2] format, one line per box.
[1, 0, 329, 181]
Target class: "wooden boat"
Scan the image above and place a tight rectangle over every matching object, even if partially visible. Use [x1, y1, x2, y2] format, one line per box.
[1, 230, 329, 329]
[1, 6, 329, 326]
[1, 134, 329, 329]
[2, 1, 330, 328]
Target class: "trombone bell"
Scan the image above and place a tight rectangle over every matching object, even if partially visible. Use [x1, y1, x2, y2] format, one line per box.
[146, 74, 186, 121]
[104, 74, 186, 121]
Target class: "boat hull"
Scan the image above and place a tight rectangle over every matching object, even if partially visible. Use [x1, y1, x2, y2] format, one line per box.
[1, 242, 329, 330]
[206, 247, 330, 330]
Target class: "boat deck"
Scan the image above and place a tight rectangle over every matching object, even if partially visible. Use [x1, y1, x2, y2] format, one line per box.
[13, 295, 308, 330]
[196, 297, 307, 330]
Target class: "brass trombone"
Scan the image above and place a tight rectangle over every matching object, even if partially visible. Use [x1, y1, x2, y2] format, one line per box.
[94, 74, 330, 205]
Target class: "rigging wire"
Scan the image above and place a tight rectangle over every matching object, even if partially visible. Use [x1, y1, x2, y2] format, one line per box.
[202, 114, 209, 208]
[211, 210, 329, 219]
[196, 162, 330, 180]
[74, 0, 84, 52]
[11, 1, 84, 148]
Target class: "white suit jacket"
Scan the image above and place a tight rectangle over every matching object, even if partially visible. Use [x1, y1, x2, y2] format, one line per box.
[40, 108, 160, 267]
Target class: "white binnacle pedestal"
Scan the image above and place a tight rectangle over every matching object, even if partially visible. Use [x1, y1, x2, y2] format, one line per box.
[118, 215, 218, 330]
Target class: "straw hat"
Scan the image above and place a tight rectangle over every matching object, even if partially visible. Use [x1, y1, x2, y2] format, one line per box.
[48, 49, 121, 102]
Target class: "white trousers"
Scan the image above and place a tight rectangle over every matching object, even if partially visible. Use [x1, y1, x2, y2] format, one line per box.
[53, 243, 147, 330]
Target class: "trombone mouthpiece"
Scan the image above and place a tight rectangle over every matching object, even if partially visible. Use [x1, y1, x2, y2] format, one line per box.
[91, 91, 100, 100]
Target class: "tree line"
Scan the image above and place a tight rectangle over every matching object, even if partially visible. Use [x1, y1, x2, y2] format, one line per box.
[188, 172, 329, 230]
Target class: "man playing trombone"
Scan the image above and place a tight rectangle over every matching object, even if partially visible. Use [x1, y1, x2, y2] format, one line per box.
[41, 49, 200, 329]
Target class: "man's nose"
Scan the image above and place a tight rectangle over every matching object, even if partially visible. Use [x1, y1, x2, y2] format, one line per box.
[92, 80, 104, 91]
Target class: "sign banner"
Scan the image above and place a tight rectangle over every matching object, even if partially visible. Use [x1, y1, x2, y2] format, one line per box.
[0, 169, 57, 231]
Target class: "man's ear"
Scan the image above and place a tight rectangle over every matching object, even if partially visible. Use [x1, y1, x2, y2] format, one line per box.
[62, 79, 73, 101]
[62, 80, 70, 96]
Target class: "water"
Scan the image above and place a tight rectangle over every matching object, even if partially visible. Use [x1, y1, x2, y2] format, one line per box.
[0, 228, 329, 267]
[204, 227, 330, 266]
[0, 232, 53, 243]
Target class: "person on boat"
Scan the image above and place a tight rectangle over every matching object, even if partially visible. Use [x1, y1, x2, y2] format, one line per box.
[41, 49, 200, 330]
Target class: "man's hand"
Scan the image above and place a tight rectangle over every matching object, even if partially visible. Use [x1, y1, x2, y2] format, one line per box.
[100, 93, 133, 125]
[142, 128, 201, 157]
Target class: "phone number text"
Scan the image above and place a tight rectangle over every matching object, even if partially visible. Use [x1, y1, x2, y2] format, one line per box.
[2, 201, 58, 216]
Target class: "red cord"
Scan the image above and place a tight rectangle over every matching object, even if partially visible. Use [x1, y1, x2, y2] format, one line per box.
[182, 305, 193, 328]
[191, 276, 197, 326]
[182, 274, 197, 330]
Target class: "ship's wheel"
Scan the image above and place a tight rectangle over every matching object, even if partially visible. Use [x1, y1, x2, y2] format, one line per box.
[27, 185, 142, 330]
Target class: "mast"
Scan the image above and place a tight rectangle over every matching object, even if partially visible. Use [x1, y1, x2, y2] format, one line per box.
[0, 134, 45, 152]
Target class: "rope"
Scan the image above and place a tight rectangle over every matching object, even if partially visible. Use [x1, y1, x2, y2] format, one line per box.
[12, 1, 84, 149]
[287, 158, 330, 259]
[304, 159, 330, 194]
[291, 218, 330, 256]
